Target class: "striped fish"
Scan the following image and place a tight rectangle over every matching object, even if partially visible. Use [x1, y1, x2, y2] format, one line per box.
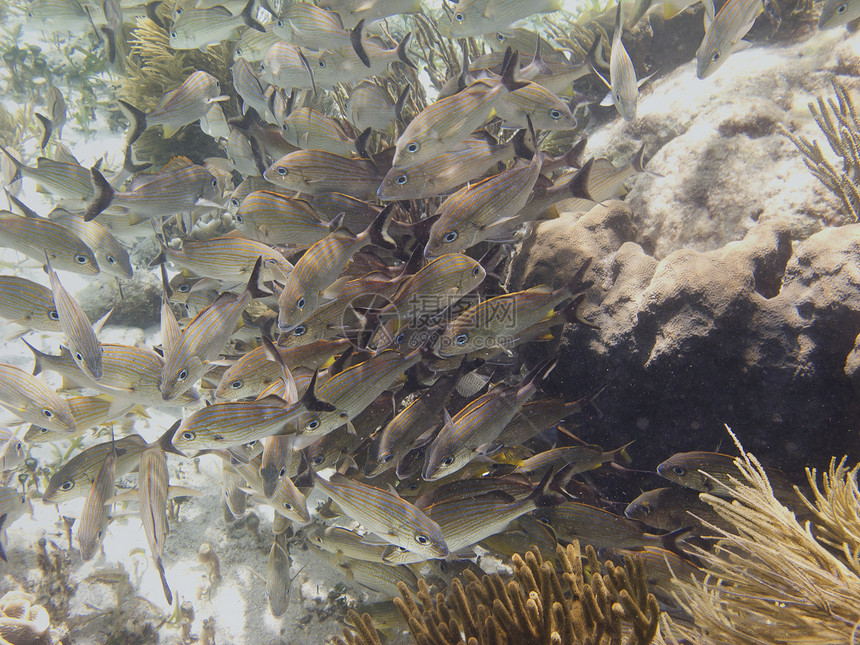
[511, 442, 632, 475]
[0, 485, 29, 539]
[696, 0, 763, 79]
[35, 86, 67, 148]
[24, 395, 135, 443]
[48, 211, 133, 279]
[378, 132, 521, 201]
[422, 360, 555, 481]
[26, 0, 92, 29]
[160, 257, 269, 400]
[310, 31, 415, 87]
[392, 70, 516, 167]
[169, 0, 264, 50]
[263, 149, 385, 200]
[495, 80, 578, 129]
[592, 2, 645, 121]
[267, 532, 292, 617]
[437, 269, 588, 357]
[289, 349, 421, 448]
[819, 0, 860, 28]
[227, 176, 295, 212]
[306, 525, 389, 563]
[0, 276, 61, 332]
[77, 444, 115, 561]
[280, 107, 358, 157]
[232, 58, 270, 118]
[152, 234, 292, 283]
[311, 469, 449, 560]
[25, 341, 199, 407]
[234, 191, 330, 248]
[0, 213, 99, 275]
[0, 148, 92, 203]
[448, 0, 562, 37]
[138, 445, 173, 604]
[0, 428, 26, 472]
[332, 555, 418, 596]
[347, 81, 405, 132]
[215, 338, 348, 401]
[276, 206, 393, 332]
[423, 133, 543, 258]
[230, 454, 310, 523]
[221, 462, 247, 519]
[46, 257, 103, 380]
[274, 2, 352, 50]
[319, 0, 422, 28]
[368, 371, 458, 477]
[235, 25, 280, 62]
[172, 370, 333, 450]
[0, 363, 75, 432]
[303, 425, 364, 472]
[260, 436, 294, 498]
[85, 161, 221, 223]
[497, 397, 583, 446]
[125, 71, 228, 138]
[259, 42, 316, 90]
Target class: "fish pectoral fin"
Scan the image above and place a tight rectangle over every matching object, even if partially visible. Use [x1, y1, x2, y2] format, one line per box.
[321, 276, 350, 301]
[731, 39, 753, 54]
[600, 91, 614, 107]
[381, 545, 403, 563]
[637, 72, 657, 88]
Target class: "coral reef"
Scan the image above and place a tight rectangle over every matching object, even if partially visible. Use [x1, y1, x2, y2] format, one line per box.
[783, 80, 860, 222]
[335, 542, 661, 645]
[663, 431, 860, 644]
[0, 590, 69, 645]
[511, 202, 860, 474]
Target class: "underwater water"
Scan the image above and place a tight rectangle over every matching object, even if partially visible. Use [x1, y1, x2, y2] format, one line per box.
[0, 0, 859, 642]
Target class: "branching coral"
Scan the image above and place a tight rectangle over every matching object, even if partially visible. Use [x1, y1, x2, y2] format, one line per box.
[662, 429, 860, 645]
[335, 542, 662, 645]
[783, 80, 860, 222]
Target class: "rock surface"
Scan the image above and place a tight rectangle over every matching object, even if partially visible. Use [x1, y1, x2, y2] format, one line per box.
[511, 203, 860, 473]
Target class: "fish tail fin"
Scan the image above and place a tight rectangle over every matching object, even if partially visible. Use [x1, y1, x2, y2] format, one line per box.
[35, 113, 52, 149]
[156, 556, 173, 605]
[395, 31, 416, 70]
[355, 127, 372, 159]
[529, 467, 567, 507]
[123, 142, 151, 176]
[512, 127, 535, 160]
[567, 137, 588, 169]
[587, 35, 610, 88]
[117, 99, 147, 148]
[245, 256, 273, 299]
[366, 203, 396, 250]
[559, 293, 598, 328]
[0, 146, 23, 178]
[631, 143, 663, 177]
[84, 166, 114, 221]
[611, 440, 635, 466]
[394, 85, 410, 123]
[565, 257, 594, 297]
[661, 526, 695, 558]
[21, 339, 46, 376]
[298, 368, 336, 413]
[499, 48, 528, 92]
[296, 48, 317, 95]
[520, 356, 558, 394]
[148, 246, 167, 268]
[145, 0, 165, 28]
[157, 420, 186, 458]
[566, 157, 595, 202]
[240, 0, 265, 31]
[101, 26, 117, 64]
[350, 18, 371, 67]
[0, 513, 6, 562]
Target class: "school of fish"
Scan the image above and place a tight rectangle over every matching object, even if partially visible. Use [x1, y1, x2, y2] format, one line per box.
[0, 0, 840, 631]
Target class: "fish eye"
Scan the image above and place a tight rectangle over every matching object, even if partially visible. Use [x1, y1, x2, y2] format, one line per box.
[839, 3, 847, 11]
[276, 166, 288, 176]
[318, 60, 326, 67]
[38, 428, 48, 435]
[537, 515, 550, 525]
[312, 455, 324, 465]
[550, 109, 562, 119]
[672, 466, 686, 476]
[406, 142, 419, 153]
[293, 325, 306, 336]
[455, 333, 467, 346]
[107, 255, 116, 264]
[276, 19, 283, 26]
[175, 7, 181, 14]
[496, 33, 505, 42]
[178, 369, 188, 381]
[182, 431, 195, 440]
[415, 534, 429, 545]
[75, 351, 83, 362]
[178, 284, 190, 292]
[16, 442, 22, 450]
[454, 11, 464, 22]
[640, 504, 651, 515]
[48, 310, 59, 320]
[59, 481, 74, 491]
[211, 178, 218, 188]
[307, 419, 320, 430]
[395, 174, 408, 185]
[472, 265, 481, 276]
[441, 456, 454, 467]
[394, 332, 405, 344]
[230, 380, 242, 389]
[283, 502, 292, 510]
[74, 254, 88, 264]
[42, 409, 53, 418]
[382, 453, 393, 463]
[170, 30, 177, 38]
[297, 297, 305, 310]
[231, 198, 240, 207]
[279, 467, 286, 477]
[443, 230, 458, 243]
[407, 482, 418, 490]
[236, 47, 243, 55]
[712, 52, 720, 62]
